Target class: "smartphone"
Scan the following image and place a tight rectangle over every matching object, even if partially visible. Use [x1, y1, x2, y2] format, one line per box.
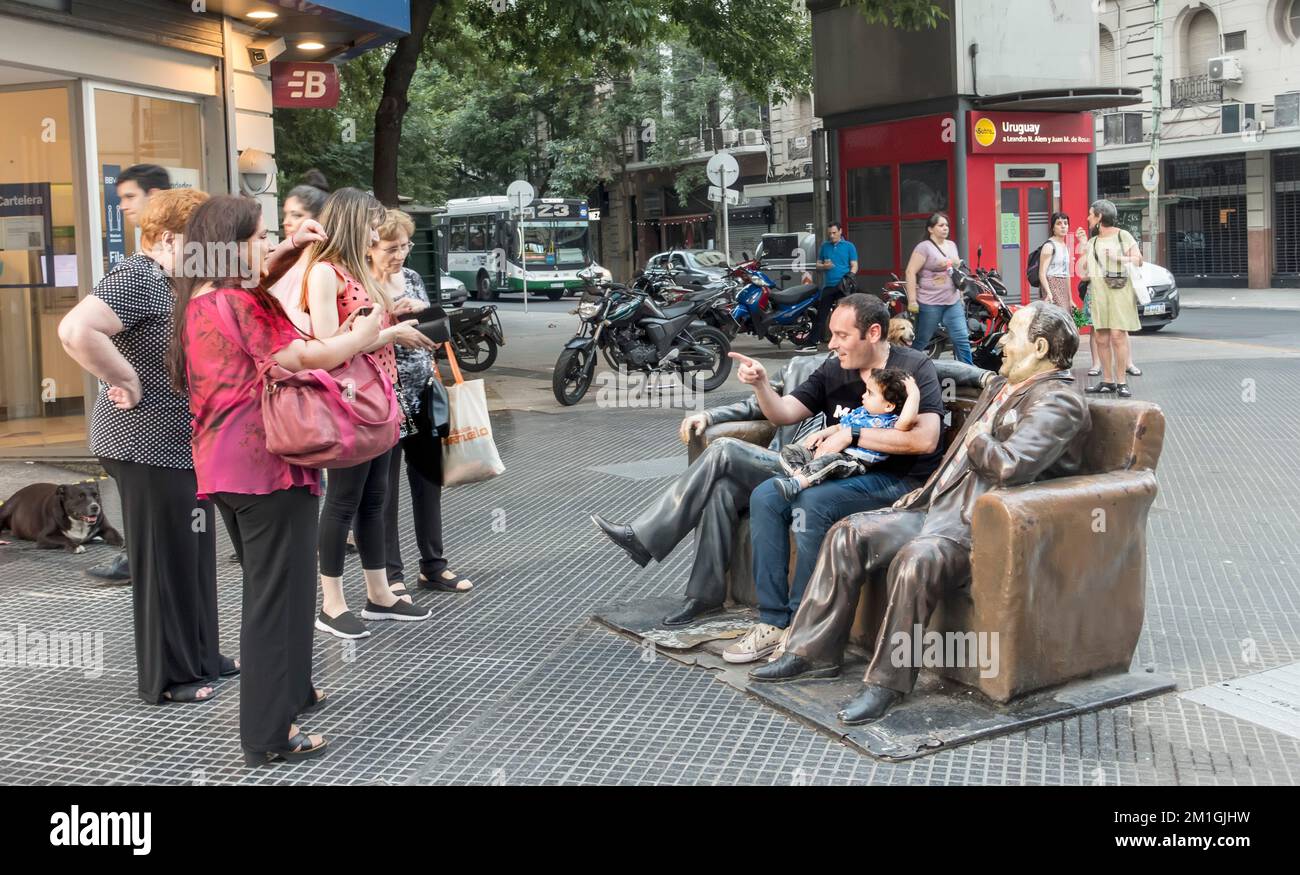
[354, 306, 375, 318]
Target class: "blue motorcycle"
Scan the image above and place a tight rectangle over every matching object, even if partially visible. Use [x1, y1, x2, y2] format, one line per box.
[726, 261, 820, 347]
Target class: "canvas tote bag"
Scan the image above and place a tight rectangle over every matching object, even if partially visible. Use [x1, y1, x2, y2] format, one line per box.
[441, 344, 504, 486]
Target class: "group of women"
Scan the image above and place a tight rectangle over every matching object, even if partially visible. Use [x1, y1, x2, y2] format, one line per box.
[901, 204, 1146, 394]
[61, 173, 473, 766]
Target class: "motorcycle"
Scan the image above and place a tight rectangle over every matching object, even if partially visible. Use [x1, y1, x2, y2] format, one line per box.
[647, 266, 740, 340]
[726, 260, 819, 347]
[921, 261, 1017, 371]
[436, 304, 504, 373]
[552, 279, 732, 406]
[876, 273, 910, 318]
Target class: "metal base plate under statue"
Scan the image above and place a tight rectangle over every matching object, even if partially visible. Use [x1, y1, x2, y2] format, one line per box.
[593, 597, 1175, 762]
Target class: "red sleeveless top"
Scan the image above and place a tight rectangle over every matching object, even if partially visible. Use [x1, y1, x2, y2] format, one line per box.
[306, 262, 398, 382]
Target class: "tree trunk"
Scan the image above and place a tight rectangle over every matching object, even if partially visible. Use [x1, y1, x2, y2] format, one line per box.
[373, 0, 438, 207]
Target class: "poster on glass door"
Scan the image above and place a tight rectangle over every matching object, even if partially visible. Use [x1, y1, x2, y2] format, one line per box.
[0, 182, 55, 288]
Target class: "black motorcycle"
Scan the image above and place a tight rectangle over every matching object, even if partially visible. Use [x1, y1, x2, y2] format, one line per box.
[552, 280, 732, 406]
[638, 267, 740, 340]
[436, 304, 504, 372]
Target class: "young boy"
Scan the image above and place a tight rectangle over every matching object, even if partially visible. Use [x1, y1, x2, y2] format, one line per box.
[773, 367, 919, 501]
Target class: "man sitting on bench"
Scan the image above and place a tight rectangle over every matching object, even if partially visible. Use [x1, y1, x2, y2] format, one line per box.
[750, 302, 1091, 725]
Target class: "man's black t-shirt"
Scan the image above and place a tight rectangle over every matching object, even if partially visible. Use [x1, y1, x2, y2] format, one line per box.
[789, 345, 946, 480]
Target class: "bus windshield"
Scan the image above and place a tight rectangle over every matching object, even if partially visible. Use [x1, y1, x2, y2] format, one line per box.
[519, 220, 590, 270]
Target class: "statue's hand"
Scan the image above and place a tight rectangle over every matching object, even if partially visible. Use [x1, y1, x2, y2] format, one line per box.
[679, 413, 710, 444]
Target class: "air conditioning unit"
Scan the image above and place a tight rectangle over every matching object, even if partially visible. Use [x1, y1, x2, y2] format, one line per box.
[1207, 56, 1243, 83]
[1276, 93, 1300, 128]
[722, 128, 740, 146]
[740, 128, 765, 146]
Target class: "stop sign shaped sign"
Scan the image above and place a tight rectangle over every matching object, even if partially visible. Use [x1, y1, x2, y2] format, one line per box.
[271, 62, 340, 109]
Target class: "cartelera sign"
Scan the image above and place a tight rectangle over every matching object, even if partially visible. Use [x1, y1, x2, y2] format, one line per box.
[967, 112, 1094, 154]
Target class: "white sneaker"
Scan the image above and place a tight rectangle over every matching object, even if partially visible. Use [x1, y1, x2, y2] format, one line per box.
[769, 627, 791, 662]
[723, 623, 785, 664]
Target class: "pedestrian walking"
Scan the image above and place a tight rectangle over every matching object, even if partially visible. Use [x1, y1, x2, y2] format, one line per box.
[905, 212, 972, 365]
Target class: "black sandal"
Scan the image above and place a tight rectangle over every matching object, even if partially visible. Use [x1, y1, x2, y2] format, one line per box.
[418, 570, 474, 593]
[1116, 384, 1133, 398]
[161, 682, 217, 704]
[219, 654, 240, 677]
[243, 732, 330, 767]
[300, 689, 329, 715]
[1085, 382, 1116, 395]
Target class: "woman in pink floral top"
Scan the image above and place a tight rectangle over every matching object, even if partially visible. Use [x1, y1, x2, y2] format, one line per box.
[170, 195, 382, 767]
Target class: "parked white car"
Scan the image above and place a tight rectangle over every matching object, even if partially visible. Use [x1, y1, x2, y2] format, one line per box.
[1135, 261, 1180, 331]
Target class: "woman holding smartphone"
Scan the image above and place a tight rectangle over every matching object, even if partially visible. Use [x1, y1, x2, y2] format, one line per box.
[300, 188, 436, 639]
[369, 210, 475, 597]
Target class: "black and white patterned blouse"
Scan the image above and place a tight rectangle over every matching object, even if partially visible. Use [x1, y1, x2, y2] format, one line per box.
[88, 253, 194, 469]
[393, 267, 435, 417]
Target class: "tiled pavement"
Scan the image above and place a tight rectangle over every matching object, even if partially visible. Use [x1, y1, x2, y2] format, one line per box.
[1, 336, 1298, 784]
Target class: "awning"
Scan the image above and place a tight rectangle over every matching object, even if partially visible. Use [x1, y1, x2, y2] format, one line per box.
[190, 0, 410, 60]
[658, 213, 712, 226]
[974, 87, 1143, 113]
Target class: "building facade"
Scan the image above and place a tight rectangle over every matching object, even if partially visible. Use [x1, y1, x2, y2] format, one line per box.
[1093, 0, 1300, 287]
[0, 0, 407, 454]
[809, 0, 1128, 304]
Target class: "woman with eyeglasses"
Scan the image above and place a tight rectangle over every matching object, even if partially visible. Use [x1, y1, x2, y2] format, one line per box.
[369, 210, 476, 599]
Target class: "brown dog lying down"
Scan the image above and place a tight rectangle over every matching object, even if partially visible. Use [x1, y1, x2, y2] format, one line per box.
[888, 317, 915, 347]
[0, 482, 124, 554]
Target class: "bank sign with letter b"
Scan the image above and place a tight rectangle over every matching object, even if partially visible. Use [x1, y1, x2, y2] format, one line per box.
[271, 62, 340, 109]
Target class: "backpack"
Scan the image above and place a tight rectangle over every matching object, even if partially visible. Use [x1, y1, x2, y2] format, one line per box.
[1025, 240, 1053, 288]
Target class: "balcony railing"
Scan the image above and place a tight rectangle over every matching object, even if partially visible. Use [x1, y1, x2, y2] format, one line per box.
[1170, 74, 1224, 108]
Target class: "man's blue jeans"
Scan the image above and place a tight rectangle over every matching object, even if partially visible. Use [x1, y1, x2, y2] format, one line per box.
[912, 300, 973, 364]
[749, 471, 919, 628]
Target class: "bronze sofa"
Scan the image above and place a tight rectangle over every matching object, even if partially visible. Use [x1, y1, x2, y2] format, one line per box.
[687, 386, 1165, 703]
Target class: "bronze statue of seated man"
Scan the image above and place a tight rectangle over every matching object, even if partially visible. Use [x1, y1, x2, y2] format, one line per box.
[749, 301, 1092, 725]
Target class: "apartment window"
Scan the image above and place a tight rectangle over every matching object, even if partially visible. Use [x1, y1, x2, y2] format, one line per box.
[1099, 26, 1117, 87]
[1223, 31, 1246, 52]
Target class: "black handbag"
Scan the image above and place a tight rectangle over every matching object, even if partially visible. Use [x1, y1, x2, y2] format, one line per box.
[398, 350, 452, 483]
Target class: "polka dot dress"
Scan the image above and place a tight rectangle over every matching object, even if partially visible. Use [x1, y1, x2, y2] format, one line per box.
[88, 254, 195, 469]
[326, 263, 398, 381]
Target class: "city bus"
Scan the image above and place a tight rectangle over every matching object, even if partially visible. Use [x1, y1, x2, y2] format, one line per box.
[436, 195, 594, 301]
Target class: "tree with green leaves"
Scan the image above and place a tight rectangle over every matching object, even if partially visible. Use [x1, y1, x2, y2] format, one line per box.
[273, 0, 942, 207]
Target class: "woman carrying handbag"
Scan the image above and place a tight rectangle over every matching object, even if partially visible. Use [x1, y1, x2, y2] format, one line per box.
[370, 210, 476, 595]
[172, 195, 382, 766]
[1077, 199, 1142, 398]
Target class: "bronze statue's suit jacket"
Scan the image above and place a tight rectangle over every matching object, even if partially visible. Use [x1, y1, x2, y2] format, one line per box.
[900, 369, 1091, 547]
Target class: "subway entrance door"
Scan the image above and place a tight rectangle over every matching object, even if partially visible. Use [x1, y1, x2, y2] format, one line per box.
[997, 182, 1052, 304]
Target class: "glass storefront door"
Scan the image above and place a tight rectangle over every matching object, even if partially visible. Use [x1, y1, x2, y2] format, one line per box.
[90, 87, 204, 273]
[0, 83, 85, 450]
[997, 181, 1053, 304]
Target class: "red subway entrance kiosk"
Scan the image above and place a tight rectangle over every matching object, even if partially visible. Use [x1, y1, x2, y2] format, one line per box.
[836, 110, 1094, 306]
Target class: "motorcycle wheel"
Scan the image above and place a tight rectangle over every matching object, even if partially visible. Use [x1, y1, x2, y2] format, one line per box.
[552, 347, 595, 406]
[455, 334, 498, 372]
[926, 337, 947, 360]
[682, 326, 732, 393]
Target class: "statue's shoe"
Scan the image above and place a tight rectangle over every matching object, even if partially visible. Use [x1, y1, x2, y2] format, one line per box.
[749, 653, 840, 683]
[590, 514, 651, 568]
[837, 684, 903, 725]
[663, 598, 724, 627]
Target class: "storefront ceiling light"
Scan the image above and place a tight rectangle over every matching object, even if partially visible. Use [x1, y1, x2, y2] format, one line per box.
[298, 41, 326, 51]
[247, 10, 279, 20]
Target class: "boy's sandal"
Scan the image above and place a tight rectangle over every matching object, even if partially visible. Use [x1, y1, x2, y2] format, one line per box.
[418, 570, 474, 593]
[162, 682, 217, 704]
